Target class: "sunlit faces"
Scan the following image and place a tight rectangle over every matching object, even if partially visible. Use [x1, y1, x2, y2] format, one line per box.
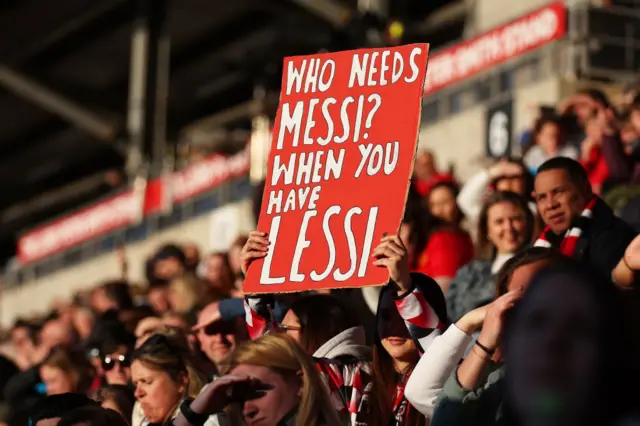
[533, 169, 590, 235]
[103, 346, 131, 386]
[230, 364, 301, 426]
[196, 318, 242, 366]
[428, 185, 458, 224]
[40, 365, 74, 395]
[486, 202, 527, 254]
[505, 274, 601, 423]
[536, 121, 562, 155]
[377, 293, 416, 363]
[131, 361, 186, 424]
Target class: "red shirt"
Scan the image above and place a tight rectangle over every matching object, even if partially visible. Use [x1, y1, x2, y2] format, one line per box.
[414, 229, 474, 278]
[580, 146, 609, 193]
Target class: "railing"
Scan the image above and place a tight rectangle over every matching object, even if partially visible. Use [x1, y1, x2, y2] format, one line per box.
[1, 175, 252, 289]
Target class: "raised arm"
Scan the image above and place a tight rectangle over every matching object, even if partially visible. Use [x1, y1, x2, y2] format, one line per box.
[405, 305, 486, 418]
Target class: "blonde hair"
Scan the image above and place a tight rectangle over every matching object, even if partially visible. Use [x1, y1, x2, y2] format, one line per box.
[222, 334, 342, 426]
[132, 332, 207, 404]
[168, 273, 209, 314]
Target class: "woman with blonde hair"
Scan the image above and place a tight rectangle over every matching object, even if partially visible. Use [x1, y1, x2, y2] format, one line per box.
[168, 274, 211, 316]
[174, 334, 343, 426]
[130, 332, 212, 426]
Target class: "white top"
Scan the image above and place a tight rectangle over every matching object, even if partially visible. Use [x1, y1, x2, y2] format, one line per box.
[404, 324, 473, 419]
[523, 145, 580, 173]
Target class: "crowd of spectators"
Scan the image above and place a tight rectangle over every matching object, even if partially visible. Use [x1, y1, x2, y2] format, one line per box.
[0, 87, 639, 426]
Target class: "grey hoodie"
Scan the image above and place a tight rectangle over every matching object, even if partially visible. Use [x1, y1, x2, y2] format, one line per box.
[312, 326, 371, 360]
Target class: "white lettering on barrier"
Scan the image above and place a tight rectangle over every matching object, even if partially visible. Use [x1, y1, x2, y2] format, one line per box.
[424, 4, 563, 94]
[18, 149, 251, 264]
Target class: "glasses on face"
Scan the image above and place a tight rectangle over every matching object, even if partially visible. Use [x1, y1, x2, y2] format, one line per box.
[278, 324, 302, 332]
[102, 354, 131, 371]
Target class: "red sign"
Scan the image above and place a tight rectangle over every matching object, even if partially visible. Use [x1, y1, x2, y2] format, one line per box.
[244, 45, 429, 294]
[17, 149, 250, 265]
[424, 2, 566, 95]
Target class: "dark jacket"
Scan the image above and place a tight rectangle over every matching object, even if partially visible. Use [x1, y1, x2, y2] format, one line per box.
[573, 199, 637, 282]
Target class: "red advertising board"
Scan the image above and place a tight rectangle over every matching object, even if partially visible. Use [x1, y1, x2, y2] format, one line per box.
[424, 2, 566, 95]
[244, 44, 429, 294]
[17, 149, 250, 265]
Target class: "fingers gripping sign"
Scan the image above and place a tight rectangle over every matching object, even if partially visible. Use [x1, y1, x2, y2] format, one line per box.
[372, 234, 411, 294]
[241, 231, 271, 276]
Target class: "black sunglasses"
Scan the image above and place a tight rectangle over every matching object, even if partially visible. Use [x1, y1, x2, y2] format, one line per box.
[102, 354, 131, 371]
[202, 320, 236, 336]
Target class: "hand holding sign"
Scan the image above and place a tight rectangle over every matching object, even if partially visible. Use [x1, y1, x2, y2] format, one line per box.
[372, 234, 411, 295]
[241, 231, 270, 276]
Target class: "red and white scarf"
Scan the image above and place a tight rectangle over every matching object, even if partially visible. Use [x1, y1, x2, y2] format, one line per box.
[534, 197, 597, 257]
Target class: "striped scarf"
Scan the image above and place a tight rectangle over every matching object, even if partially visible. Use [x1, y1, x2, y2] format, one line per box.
[534, 197, 597, 256]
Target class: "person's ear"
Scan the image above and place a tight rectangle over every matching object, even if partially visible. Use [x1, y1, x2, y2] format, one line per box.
[296, 370, 304, 397]
[177, 372, 189, 395]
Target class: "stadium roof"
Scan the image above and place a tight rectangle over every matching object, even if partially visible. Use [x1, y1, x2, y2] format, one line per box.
[0, 0, 462, 261]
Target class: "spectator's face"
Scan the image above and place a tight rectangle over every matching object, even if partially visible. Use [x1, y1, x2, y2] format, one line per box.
[132, 361, 185, 424]
[534, 169, 590, 235]
[40, 365, 74, 395]
[505, 274, 600, 424]
[91, 288, 116, 314]
[196, 318, 242, 365]
[147, 287, 170, 315]
[486, 202, 527, 254]
[428, 186, 458, 224]
[231, 364, 300, 426]
[378, 294, 417, 365]
[40, 320, 74, 349]
[73, 310, 95, 340]
[228, 246, 243, 276]
[103, 346, 131, 386]
[154, 257, 184, 281]
[573, 99, 596, 123]
[205, 255, 228, 287]
[11, 326, 33, 355]
[413, 151, 436, 179]
[536, 122, 562, 154]
[182, 244, 200, 268]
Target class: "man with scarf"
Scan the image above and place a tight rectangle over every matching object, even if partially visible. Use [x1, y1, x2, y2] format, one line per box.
[532, 157, 639, 288]
[533, 157, 640, 367]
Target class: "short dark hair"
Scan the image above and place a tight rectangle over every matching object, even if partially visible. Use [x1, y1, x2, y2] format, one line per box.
[495, 247, 567, 297]
[30, 393, 99, 424]
[536, 156, 590, 189]
[92, 385, 135, 422]
[101, 280, 134, 311]
[57, 406, 128, 426]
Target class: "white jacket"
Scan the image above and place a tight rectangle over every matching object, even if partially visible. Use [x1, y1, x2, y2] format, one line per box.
[404, 324, 472, 419]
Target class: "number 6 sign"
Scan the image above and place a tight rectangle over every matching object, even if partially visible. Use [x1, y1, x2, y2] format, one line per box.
[485, 98, 513, 158]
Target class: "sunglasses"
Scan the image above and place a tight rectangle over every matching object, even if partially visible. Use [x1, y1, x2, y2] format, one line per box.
[102, 354, 131, 371]
[201, 320, 236, 336]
